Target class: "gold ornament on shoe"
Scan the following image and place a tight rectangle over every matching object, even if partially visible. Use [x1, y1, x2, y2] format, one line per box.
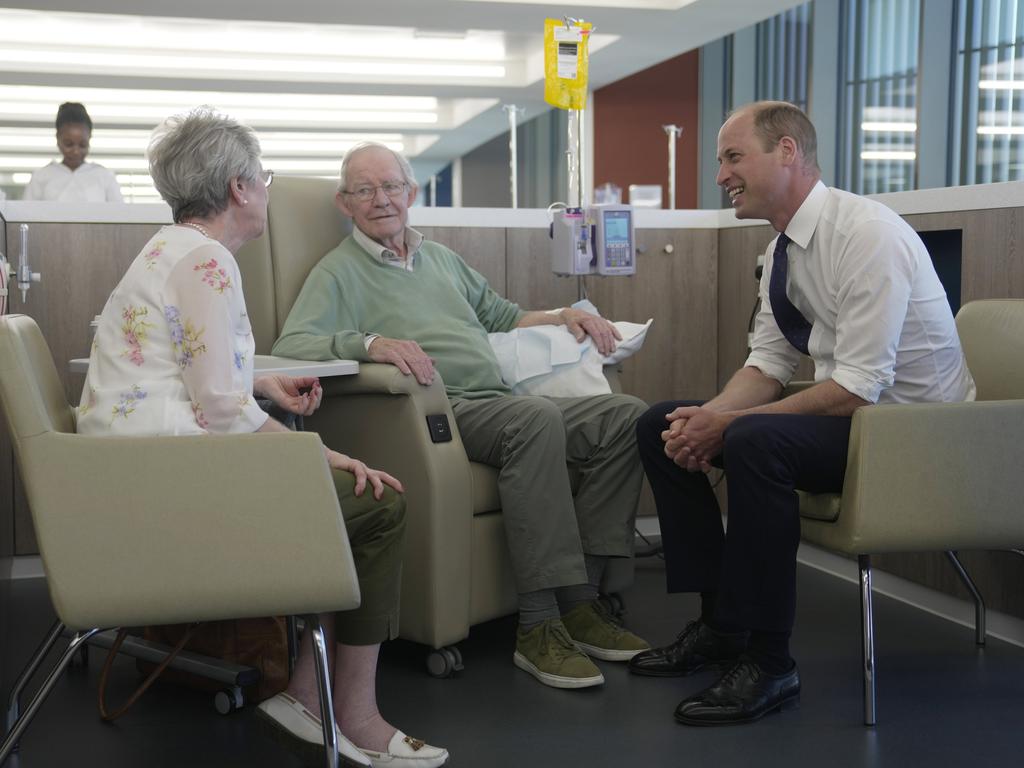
[404, 736, 426, 751]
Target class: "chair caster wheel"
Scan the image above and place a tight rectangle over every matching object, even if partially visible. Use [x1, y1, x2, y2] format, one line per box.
[426, 646, 464, 678]
[214, 686, 245, 715]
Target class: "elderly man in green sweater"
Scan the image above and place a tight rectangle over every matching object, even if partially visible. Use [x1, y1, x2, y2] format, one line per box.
[273, 142, 649, 690]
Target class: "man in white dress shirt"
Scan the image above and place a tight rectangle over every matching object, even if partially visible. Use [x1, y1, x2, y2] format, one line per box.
[628, 101, 975, 726]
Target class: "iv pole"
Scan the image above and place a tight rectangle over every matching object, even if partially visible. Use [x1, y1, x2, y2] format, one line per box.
[503, 104, 524, 209]
[663, 124, 683, 210]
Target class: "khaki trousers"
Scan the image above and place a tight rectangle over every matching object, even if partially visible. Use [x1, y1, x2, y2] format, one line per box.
[450, 393, 647, 593]
[330, 469, 406, 644]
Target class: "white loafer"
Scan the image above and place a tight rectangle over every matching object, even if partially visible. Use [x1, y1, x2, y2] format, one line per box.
[256, 692, 372, 767]
[357, 730, 449, 768]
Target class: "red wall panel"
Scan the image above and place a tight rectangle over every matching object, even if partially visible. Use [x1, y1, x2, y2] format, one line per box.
[593, 49, 700, 209]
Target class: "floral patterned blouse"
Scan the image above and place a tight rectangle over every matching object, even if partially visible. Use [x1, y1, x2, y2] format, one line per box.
[76, 226, 269, 436]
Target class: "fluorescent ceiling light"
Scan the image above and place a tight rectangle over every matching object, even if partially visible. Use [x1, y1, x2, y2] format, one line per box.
[0, 85, 440, 130]
[861, 122, 917, 132]
[458, 0, 698, 8]
[860, 151, 916, 160]
[978, 80, 1024, 90]
[0, 9, 509, 84]
[977, 126, 1024, 135]
[862, 106, 916, 122]
[0, 127, 416, 155]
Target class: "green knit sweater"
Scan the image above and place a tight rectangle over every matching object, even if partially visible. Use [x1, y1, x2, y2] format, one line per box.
[272, 235, 525, 399]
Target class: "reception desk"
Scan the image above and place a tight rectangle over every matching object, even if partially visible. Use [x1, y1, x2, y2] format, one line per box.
[4, 182, 1024, 617]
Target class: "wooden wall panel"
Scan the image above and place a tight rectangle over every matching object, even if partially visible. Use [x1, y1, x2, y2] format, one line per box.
[416, 227, 507, 296]
[905, 208, 1024, 303]
[505, 229, 581, 310]
[6, 222, 162, 554]
[586, 228, 719, 406]
[717, 225, 773, 390]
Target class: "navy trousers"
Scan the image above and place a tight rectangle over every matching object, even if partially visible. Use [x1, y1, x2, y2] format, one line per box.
[636, 400, 852, 633]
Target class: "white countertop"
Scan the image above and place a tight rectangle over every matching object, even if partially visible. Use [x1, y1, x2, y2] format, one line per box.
[5, 180, 1024, 230]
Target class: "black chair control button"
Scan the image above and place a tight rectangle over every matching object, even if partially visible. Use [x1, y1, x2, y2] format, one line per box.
[426, 414, 452, 443]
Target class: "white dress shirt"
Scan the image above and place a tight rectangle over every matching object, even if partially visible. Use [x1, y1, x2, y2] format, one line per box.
[745, 181, 975, 405]
[23, 160, 123, 202]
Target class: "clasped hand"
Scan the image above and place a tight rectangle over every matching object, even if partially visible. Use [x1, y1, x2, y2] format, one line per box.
[662, 406, 730, 473]
[560, 308, 622, 357]
[256, 374, 323, 416]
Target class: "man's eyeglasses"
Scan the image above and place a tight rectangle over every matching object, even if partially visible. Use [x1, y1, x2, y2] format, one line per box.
[343, 181, 408, 202]
[261, 169, 274, 188]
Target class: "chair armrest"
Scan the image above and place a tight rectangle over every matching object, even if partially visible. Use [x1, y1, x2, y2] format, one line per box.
[781, 380, 815, 397]
[802, 400, 1024, 553]
[23, 431, 359, 630]
[309, 364, 476, 648]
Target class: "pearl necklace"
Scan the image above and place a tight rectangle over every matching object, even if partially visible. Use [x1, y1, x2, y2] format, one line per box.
[179, 221, 213, 239]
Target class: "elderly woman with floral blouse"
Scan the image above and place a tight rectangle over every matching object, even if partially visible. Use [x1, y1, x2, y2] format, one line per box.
[76, 107, 447, 768]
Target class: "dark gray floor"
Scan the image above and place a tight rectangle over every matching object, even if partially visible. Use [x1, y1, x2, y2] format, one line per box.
[3, 560, 1024, 768]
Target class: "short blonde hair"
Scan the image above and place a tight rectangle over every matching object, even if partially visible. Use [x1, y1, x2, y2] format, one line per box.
[734, 101, 820, 172]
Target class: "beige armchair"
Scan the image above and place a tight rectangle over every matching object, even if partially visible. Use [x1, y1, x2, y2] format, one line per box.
[0, 315, 359, 768]
[795, 299, 1024, 725]
[236, 176, 634, 676]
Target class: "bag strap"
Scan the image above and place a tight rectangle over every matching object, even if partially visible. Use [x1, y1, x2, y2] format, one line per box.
[98, 623, 201, 722]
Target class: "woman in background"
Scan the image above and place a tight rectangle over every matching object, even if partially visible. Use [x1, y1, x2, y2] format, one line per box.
[23, 102, 123, 202]
[77, 107, 446, 768]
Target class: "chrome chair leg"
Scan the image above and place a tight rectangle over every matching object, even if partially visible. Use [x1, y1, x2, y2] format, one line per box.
[858, 554, 877, 726]
[944, 550, 986, 646]
[306, 615, 339, 768]
[4, 619, 64, 745]
[0, 628, 101, 765]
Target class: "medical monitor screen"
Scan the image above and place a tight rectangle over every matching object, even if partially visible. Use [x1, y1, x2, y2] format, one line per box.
[604, 210, 631, 246]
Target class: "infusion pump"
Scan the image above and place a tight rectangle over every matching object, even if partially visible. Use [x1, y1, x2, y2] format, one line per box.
[551, 204, 636, 277]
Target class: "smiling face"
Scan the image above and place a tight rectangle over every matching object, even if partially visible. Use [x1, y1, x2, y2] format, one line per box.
[57, 123, 90, 170]
[715, 110, 794, 225]
[335, 146, 417, 249]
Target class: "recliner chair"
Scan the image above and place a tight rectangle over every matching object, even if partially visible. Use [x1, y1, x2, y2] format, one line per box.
[795, 299, 1024, 724]
[236, 176, 635, 675]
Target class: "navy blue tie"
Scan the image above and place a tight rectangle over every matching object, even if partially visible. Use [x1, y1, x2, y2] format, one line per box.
[768, 233, 812, 355]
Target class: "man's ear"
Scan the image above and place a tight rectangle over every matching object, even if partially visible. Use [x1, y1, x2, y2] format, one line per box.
[335, 190, 354, 217]
[405, 184, 418, 207]
[777, 136, 799, 167]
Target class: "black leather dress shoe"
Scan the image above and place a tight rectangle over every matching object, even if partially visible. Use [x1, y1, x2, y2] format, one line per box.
[673, 656, 801, 726]
[627, 621, 747, 677]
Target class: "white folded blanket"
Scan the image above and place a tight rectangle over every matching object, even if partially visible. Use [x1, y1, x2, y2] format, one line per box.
[488, 300, 653, 397]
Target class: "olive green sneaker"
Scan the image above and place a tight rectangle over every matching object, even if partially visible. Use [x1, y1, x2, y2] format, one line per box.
[514, 619, 605, 689]
[561, 600, 651, 661]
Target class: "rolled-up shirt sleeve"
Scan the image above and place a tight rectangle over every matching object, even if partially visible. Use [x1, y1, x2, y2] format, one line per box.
[830, 220, 915, 403]
[163, 246, 268, 433]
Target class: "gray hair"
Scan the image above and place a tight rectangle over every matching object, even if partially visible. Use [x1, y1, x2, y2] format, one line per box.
[338, 141, 417, 192]
[147, 106, 263, 222]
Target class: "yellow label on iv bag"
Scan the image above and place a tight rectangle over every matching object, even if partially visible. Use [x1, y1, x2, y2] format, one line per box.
[544, 18, 592, 111]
